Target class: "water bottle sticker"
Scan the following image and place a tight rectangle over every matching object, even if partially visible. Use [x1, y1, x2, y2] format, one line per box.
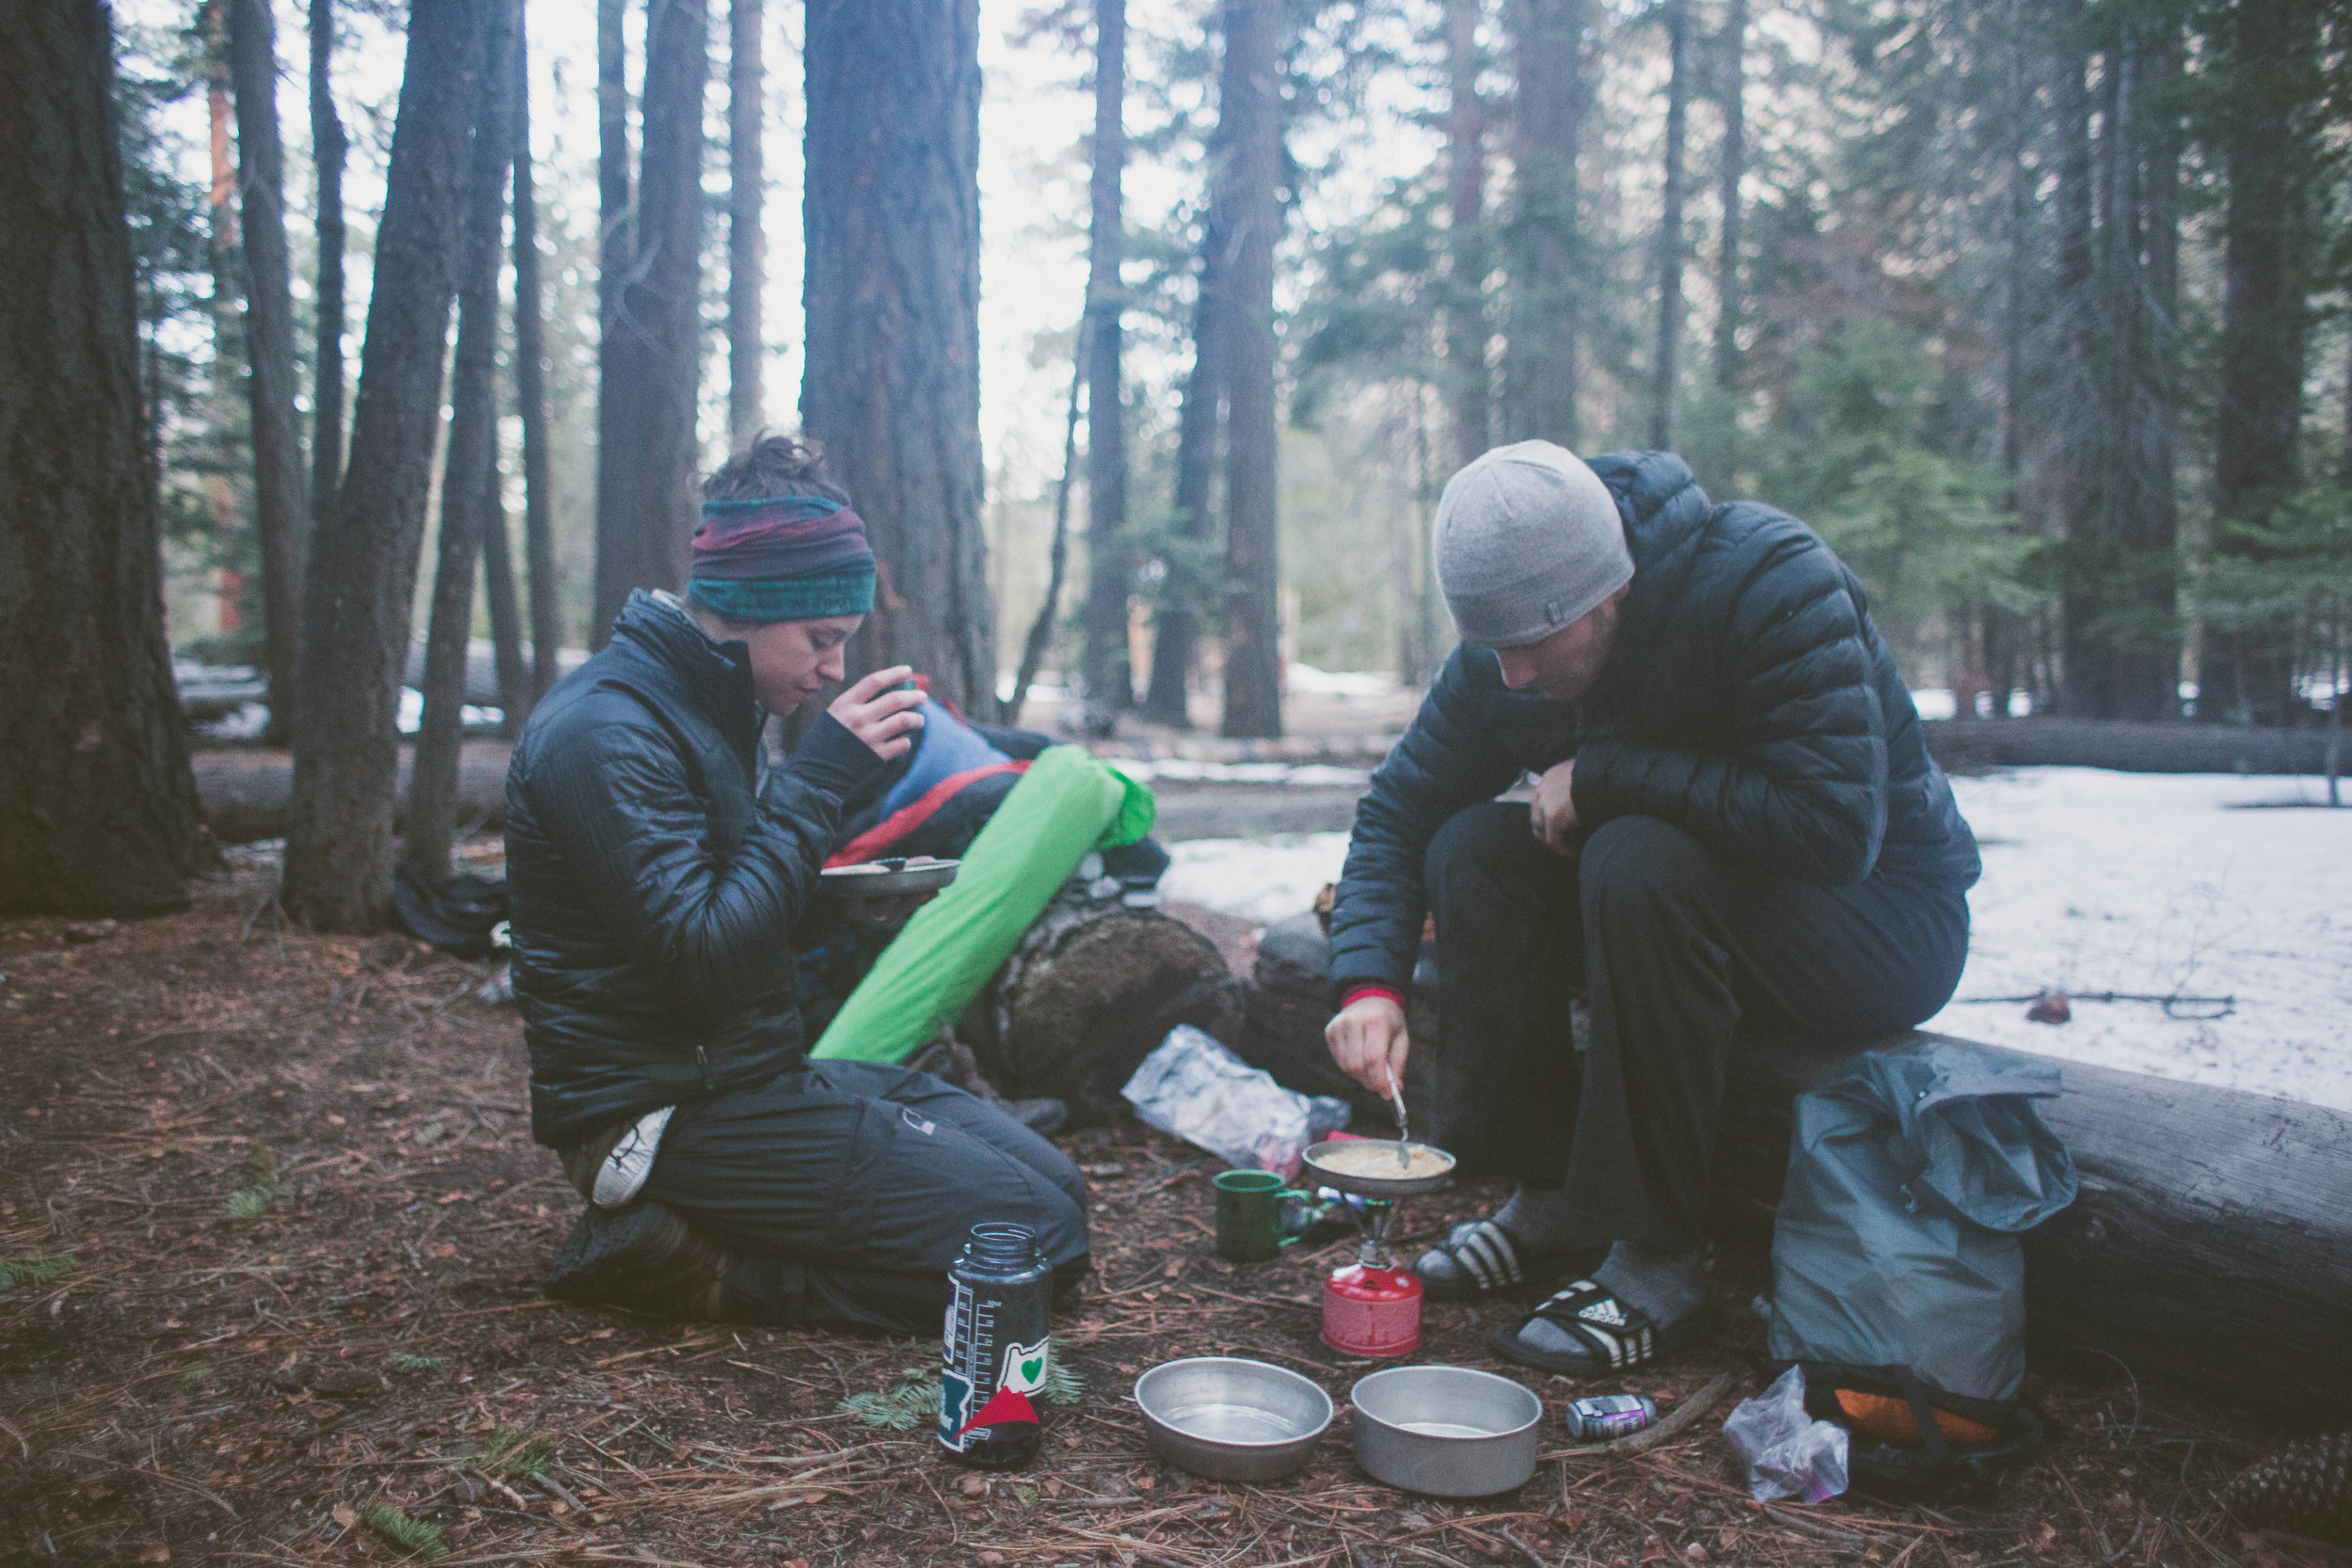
[939, 1369, 976, 1448]
[999, 1337, 1049, 1395]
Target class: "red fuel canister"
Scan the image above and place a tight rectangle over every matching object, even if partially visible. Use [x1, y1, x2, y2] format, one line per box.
[1323, 1262, 1422, 1357]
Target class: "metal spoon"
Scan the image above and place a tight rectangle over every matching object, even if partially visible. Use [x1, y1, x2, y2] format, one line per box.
[1383, 1063, 1410, 1166]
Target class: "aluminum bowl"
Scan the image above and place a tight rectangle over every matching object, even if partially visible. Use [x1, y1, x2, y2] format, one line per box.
[1350, 1365, 1544, 1497]
[1135, 1357, 1335, 1481]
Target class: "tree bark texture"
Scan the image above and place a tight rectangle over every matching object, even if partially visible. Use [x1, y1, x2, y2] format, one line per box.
[728, 0, 765, 449]
[481, 451, 528, 735]
[1216, 0, 1283, 739]
[281, 0, 496, 931]
[1712, 0, 1743, 393]
[308, 0, 346, 531]
[596, 0, 709, 647]
[973, 901, 1241, 1127]
[1504, 0, 1583, 449]
[2208, 0, 2316, 726]
[410, 0, 520, 884]
[511, 11, 562, 705]
[1081, 0, 1133, 717]
[229, 0, 306, 742]
[1647, 0, 1689, 452]
[1139, 198, 1228, 728]
[802, 0, 996, 719]
[591, 0, 636, 650]
[0, 0, 208, 915]
[1443, 0, 1488, 471]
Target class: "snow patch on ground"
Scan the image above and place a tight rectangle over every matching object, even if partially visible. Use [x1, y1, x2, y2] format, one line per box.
[1163, 768, 2352, 1110]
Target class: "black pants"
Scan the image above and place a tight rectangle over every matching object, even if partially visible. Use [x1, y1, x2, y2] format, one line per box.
[1427, 803, 1969, 1250]
[641, 1060, 1089, 1335]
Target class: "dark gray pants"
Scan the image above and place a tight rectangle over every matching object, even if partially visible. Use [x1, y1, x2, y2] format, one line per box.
[1426, 803, 1969, 1250]
[641, 1060, 1089, 1335]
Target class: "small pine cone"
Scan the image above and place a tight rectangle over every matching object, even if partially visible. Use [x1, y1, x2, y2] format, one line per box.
[2225, 1432, 2352, 1545]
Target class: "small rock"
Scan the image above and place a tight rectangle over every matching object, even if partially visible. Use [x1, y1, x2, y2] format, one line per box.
[2026, 990, 2071, 1024]
[977, 1554, 1007, 1566]
[958, 1473, 989, 1498]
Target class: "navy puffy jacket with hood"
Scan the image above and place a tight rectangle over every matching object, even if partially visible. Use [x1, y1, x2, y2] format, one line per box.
[1326, 451, 1980, 1004]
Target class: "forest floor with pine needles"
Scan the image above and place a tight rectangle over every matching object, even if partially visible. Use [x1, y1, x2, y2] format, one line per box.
[0, 859, 2337, 1567]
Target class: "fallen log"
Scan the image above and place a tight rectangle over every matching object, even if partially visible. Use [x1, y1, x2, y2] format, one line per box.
[967, 897, 1244, 1126]
[1923, 716, 2338, 777]
[193, 741, 512, 844]
[1239, 917, 2352, 1420]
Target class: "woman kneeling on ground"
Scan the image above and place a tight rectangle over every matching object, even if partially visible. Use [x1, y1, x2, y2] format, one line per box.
[506, 434, 1089, 1332]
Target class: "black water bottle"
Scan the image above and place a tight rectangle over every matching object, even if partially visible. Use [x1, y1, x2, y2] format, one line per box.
[938, 1222, 1053, 1469]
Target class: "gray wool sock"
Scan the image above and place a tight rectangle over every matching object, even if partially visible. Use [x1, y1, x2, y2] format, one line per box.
[1593, 1240, 1708, 1327]
[1493, 1184, 1594, 1250]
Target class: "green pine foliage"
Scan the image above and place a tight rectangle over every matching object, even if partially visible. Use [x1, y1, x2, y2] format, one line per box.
[360, 1502, 449, 1559]
[0, 1254, 75, 1294]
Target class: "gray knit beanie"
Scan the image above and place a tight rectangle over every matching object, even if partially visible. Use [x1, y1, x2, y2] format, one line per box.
[1432, 440, 1632, 647]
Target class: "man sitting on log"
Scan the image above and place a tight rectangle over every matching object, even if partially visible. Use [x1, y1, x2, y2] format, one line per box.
[1323, 442, 1980, 1374]
[507, 434, 1089, 1333]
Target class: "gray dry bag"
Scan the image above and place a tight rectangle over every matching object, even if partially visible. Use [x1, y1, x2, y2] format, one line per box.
[1765, 1041, 2078, 1401]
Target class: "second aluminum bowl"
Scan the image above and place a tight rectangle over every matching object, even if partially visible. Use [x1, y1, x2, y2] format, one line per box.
[1350, 1364, 1544, 1497]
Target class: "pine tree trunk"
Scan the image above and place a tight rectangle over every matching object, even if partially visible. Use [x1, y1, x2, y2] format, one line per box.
[0, 0, 209, 916]
[2050, 0, 2101, 717]
[2210, 0, 2315, 726]
[1139, 201, 1227, 728]
[201, 5, 247, 639]
[591, 0, 636, 650]
[1443, 0, 1488, 471]
[802, 0, 996, 718]
[1503, 0, 1583, 449]
[1712, 0, 1744, 395]
[1217, 0, 1283, 740]
[1080, 0, 1132, 721]
[308, 0, 345, 531]
[1648, 0, 1689, 452]
[511, 11, 561, 705]
[229, 0, 306, 744]
[409, 0, 519, 884]
[1987, 0, 2029, 720]
[281, 0, 498, 932]
[2115, 15, 2181, 721]
[1006, 338, 1087, 727]
[482, 449, 528, 734]
[596, 0, 709, 640]
[727, 0, 764, 450]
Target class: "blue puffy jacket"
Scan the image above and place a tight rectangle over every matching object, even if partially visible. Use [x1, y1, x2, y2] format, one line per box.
[1327, 451, 1980, 1003]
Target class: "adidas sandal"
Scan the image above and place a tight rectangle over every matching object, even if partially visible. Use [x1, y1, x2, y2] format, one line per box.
[1415, 1220, 1606, 1302]
[1489, 1278, 1717, 1375]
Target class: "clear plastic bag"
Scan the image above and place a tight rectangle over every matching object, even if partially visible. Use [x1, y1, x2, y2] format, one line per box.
[1120, 1024, 1350, 1177]
[1722, 1366, 1850, 1504]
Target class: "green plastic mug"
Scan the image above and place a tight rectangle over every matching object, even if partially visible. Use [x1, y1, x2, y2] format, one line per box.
[1215, 1169, 1309, 1263]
